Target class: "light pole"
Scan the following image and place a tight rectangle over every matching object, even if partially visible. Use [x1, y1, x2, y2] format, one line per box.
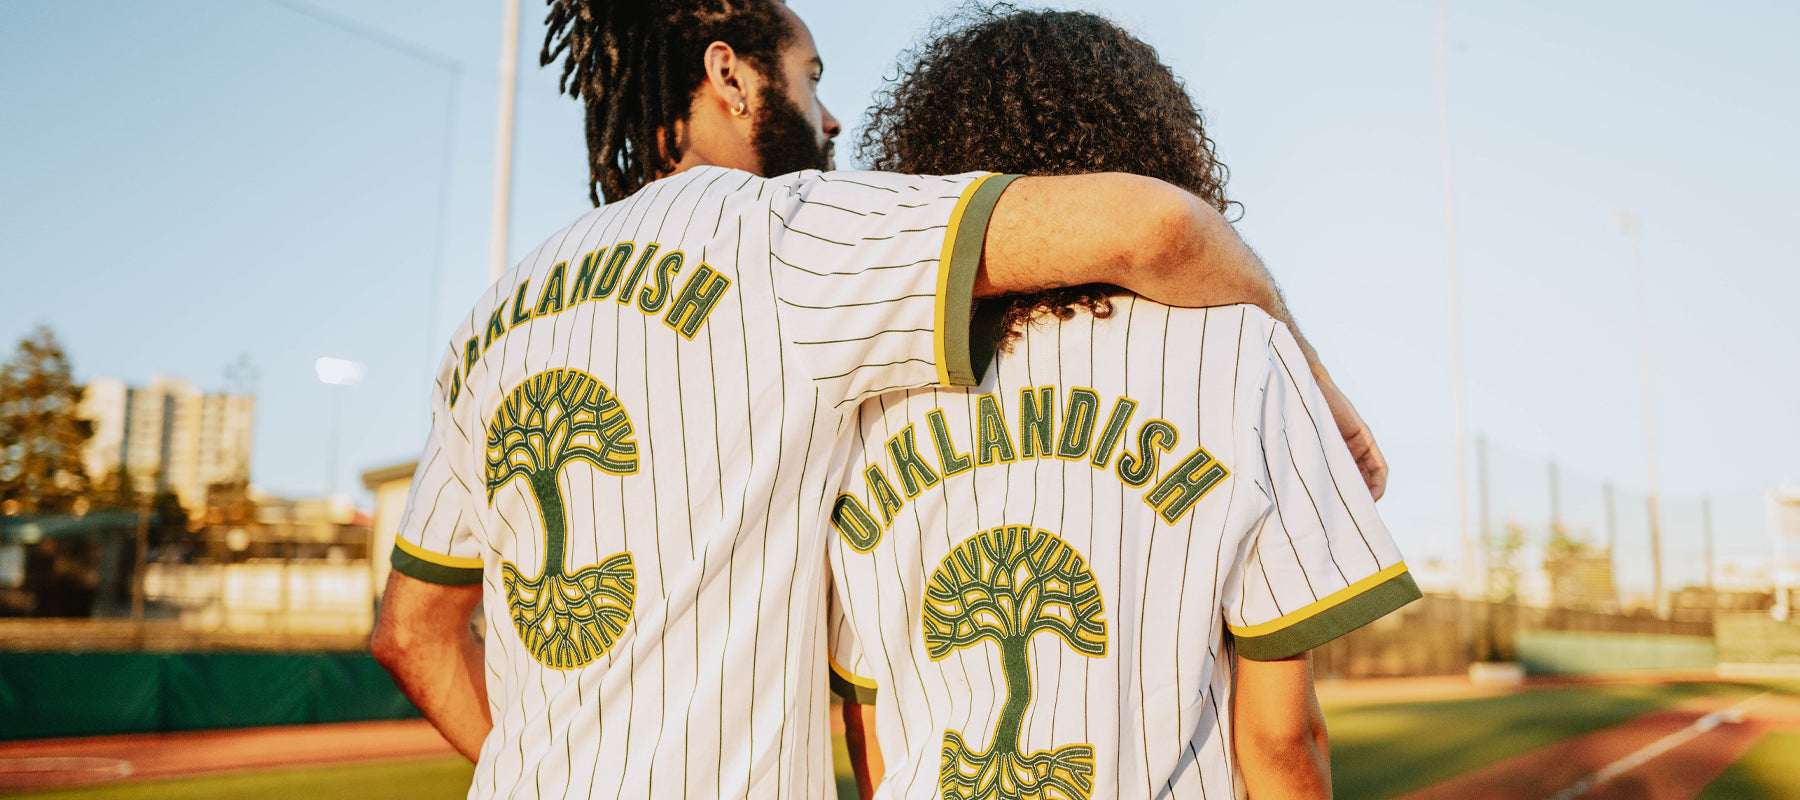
[1615, 212, 1664, 617]
[261, 0, 464, 415]
[489, 0, 522, 282]
[314, 358, 366, 498]
[312, 357, 364, 644]
[1435, 0, 1476, 599]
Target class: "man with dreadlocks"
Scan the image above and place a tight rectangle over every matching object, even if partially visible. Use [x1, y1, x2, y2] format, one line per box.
[372, 1, 1384, 797]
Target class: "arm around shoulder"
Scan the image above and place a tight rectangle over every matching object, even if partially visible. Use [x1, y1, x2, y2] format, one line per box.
[972, 173, 1388, 498]
[972, 173, 1279, 315]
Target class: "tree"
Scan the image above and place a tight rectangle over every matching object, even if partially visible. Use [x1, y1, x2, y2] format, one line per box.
[0, 326, 92, 514]
[1486, 521, 1525, 606]
[923, 525, 1108, 800]
[484, 368, 639, 670]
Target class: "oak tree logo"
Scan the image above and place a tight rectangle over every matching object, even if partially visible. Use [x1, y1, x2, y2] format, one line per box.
[485, 368, 639, 670]
[924, 525, 1108, 800]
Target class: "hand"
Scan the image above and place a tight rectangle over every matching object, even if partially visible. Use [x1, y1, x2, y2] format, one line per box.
[1312, 368, 1386, 501]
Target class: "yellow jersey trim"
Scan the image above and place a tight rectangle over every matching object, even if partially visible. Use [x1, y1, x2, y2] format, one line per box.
[1228, 561, 1410, 638]
[394, 535, 484, 570]
[828, 651, 878, 690]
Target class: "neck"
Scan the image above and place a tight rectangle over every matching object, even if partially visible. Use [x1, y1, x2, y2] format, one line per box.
[654, 106, 759, 182]
[665, 148, 720, 175]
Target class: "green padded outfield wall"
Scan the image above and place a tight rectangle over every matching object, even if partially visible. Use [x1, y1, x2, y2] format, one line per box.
[1514, 630, 1716, 675]
[0, 652, 420, 740]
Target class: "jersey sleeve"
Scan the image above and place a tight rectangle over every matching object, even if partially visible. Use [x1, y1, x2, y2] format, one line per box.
[766, 170, 1018, 406]
[389, 348, 484, 586]
[1223, 322, 1421, 660]
[826, 579, 879, 705]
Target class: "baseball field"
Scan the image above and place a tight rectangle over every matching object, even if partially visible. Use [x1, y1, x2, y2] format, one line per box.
[2, 678, 1797, 799]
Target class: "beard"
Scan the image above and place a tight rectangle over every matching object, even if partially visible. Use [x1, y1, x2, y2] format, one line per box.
[751, 83, 833, 177]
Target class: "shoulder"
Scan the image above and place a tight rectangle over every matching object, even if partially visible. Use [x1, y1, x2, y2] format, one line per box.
[771, 169, 989, 204]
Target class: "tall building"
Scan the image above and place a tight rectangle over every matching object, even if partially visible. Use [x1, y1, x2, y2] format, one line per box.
[78, 376, 255, 512]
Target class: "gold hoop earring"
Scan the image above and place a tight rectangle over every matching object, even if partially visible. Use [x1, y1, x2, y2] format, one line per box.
[732, 101, 748, 118]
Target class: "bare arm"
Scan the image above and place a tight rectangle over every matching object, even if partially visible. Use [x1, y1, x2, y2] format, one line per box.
[371, 571, 490, 761]
[842, 701, 884, 799]
[977, 173, 1386, 499]
[1233, 651, 1331, 799]
[974, 174, 1277, 314]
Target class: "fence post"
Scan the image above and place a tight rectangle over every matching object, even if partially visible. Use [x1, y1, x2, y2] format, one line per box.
[132, 495, 150, 650]
[1702, 496, 1714, 593]
[1469, 437, 1492, 662]
[1549, 459, 1561, 534]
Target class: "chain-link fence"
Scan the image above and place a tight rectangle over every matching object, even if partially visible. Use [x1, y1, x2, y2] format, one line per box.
[1472, 437, 1727, 620]
[0, 506, 375, 651]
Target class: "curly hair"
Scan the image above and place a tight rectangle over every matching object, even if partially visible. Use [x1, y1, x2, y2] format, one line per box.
[860, 5, 1239, 347]
[541, 0, 795, 205]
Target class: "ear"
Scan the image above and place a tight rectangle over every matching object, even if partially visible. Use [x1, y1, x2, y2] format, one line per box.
[701, 41, 755, 120]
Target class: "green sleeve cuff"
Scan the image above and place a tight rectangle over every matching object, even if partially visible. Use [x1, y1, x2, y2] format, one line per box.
[935, 173, 1021, 388]
[828, 656, 879, 705]
[391, 541, 483, 586]
[1231, 567, 1422, 661]
[830, 670, 879, 706]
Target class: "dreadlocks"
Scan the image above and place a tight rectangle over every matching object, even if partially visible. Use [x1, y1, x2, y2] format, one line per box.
[542, 0, 796, 205]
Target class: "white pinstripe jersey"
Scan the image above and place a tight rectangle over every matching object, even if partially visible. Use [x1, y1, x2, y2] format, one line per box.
[390, 166, 1018, 799]
[825, 300, 1421, 800]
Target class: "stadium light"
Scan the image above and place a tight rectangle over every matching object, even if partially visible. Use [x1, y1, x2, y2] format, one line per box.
[316, 358, 366, 496]
[315, 357, 366, 387]
[1615, 211, 1665, 618]
[1435, 0, 1477, 603]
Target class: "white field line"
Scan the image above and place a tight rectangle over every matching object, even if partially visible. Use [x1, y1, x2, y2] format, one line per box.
[0, 756, 134, 777]
[1540, 692, 1770, 800]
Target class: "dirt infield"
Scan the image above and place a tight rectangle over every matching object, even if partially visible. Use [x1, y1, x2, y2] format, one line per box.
[0, 720, 455, 792]
[1315, 671, 1731, 707]
[1392, 693, 1800, 800]
[0, 701, 861, 794]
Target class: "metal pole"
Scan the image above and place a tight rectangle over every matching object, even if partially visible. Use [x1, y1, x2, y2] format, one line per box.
[1648, 496, 1665, 618]
[1604, 483, 1617, 552]
[1474, 434, 1492, 661]
[1604, 482, 1618, 609]
[488, 0, 522, 282]
[1702, 496, 1714, 594]
[280, 531, 292, 646]
[1619, 212, 1665, 618]
[326, 384, 341, 498]
[1772, 489, 1791, 622]
[1476, 435, 1490, 577]
[425, 68, 462, 404]
[1435, 0, 1474, 599]
[132, 494, 150, 648]
[1549, 460, 1561, 535]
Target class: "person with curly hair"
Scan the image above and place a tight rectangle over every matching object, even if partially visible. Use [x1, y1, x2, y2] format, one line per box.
[824, 8, 1417, 799]
[373, 0, 1390, 796]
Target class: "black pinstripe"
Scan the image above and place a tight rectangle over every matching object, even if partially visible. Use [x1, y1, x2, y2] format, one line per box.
[392, 166, 997, 798]
[823, 299, 1413, 799]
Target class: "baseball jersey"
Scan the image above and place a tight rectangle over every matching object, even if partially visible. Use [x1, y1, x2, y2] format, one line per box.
[824, 300, 1421, 800]
[390, 166, 1019, 798]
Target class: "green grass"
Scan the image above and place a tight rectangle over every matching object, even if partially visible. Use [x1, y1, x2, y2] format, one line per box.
[9, 739, 861, 799]
[1324, 681, 1768, 800]
[1696, 732, 1800, 800]
[10, 756, 476, 800]
[14, 681, 1791, 800]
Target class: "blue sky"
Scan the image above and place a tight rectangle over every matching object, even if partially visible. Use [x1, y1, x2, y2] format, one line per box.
[4, 0, 1795, 590]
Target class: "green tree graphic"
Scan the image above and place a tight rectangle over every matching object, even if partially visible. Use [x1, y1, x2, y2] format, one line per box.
[924, 525, 1108, 800]
[485, 368, 639, 670]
